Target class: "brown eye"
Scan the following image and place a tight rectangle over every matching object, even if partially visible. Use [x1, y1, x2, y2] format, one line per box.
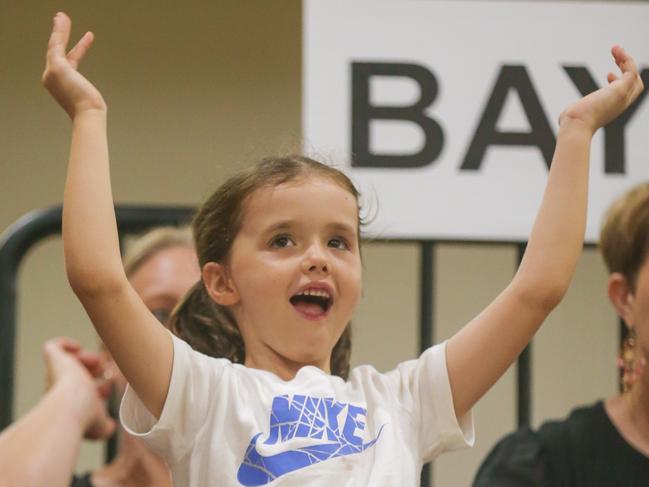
[270, 234, 295, 248]
[151, 308, 172, 327]
[328, 237, 349, 250]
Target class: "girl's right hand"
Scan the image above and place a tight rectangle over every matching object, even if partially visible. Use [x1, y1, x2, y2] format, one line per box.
[42, 12, 106, 119]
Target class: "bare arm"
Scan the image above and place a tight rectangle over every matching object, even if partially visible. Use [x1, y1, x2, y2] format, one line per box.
[0, 339, 114, 487]
[42, 12, 172, 418]
[446, 46, 645, 418]
[0, 381, 89, 487]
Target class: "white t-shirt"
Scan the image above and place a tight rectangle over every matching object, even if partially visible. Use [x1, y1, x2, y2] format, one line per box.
[120, 335, 474, 486]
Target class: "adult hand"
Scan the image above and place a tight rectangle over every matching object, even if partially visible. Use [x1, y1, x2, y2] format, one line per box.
[42, 12, 106, 119]
[42, 337, 116, 440]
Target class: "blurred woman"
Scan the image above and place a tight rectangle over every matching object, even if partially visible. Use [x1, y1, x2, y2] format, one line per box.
[0, 226, 199, 487]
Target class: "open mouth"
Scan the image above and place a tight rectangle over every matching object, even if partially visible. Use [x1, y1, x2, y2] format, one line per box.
[290, 289, 333, 320]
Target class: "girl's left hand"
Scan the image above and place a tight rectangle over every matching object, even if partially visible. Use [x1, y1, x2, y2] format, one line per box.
[42, 12, 106, 119]
[560, 45, 644, 133]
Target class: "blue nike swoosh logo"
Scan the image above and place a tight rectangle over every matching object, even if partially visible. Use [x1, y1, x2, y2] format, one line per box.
[237, 426, 385, 486]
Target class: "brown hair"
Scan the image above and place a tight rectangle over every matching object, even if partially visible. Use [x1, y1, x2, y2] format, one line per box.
[169, 155, 360, 379]
[600, 183, 649, 291]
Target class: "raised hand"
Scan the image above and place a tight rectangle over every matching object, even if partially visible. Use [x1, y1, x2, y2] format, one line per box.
[42, 12, 106, 119]
[560, 45, 644, 133]
[43, 337, 116, 440]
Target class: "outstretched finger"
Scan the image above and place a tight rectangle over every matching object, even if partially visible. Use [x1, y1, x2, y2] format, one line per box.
[86, 416, 116, 441]
[96, 377, 114, 400]
[67, 31, 94, 70]
[77, 350, 107, 378]
[610, 45, 644, 101]
[611, 45, 639, 77]
[77, 350, 102, 367]
[46, 12, 72, 62]
[43, 336, 81, 358]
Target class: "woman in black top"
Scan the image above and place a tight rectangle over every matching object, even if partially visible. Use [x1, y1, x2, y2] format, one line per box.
[473, 184, 649, 487]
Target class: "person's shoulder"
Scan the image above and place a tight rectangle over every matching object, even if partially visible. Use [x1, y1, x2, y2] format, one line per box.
[536, 401, 605, 444]
[172, 333, 237, 373]
[472, 427, 546, 487]
[487, 426, 544, 461]
[473, 402, 607, 487]
[562, 400, 605, 423]
[346, 344, 444, 385]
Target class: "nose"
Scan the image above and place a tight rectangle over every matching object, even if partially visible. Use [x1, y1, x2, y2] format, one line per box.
[301, 243, 329, 275]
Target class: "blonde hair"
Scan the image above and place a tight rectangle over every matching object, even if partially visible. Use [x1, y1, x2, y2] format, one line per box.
[123, 226, 194, 277]
[600, 183, 649, 290]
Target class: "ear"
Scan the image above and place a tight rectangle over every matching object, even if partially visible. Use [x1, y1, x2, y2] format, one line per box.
[202, 262, 240, 306]
[607, 272, 635, 327]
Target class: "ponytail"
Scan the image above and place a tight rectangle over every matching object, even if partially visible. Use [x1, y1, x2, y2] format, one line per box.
[331, 325, 351, 380]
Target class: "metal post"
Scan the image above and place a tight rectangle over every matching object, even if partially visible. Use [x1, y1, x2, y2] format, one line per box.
[516, 243, 532, 428]
[0, 207, 63, 429]
[420, 241, 434, 487]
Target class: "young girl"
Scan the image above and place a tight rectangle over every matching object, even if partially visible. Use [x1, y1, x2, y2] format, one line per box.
[42, 12, 644, 487]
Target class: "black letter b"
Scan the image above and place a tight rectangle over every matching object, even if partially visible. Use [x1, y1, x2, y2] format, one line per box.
[351, 62, 443, 168]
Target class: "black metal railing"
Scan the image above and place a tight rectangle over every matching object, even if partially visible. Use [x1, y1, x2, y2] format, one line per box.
[0, 205, 194, 455]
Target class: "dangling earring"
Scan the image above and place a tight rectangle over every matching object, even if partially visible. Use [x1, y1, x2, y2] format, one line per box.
[618, 327, 637, 393]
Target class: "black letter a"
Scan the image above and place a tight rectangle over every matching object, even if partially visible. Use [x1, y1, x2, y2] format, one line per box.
[461, 65, 555, 171]
[563, 66, 649, 174]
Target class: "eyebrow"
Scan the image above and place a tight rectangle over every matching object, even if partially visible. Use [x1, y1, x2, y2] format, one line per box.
[263, 220, 358, 236]
[327, 222, 358, 236]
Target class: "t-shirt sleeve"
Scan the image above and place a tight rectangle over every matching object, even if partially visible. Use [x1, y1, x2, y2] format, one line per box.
[386, 341, 475, 461]
[472, 428, 549, 487]
[119, 334, 225, 462]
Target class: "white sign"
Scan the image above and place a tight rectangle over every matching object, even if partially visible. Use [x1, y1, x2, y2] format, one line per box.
[303, 0, 649, 242]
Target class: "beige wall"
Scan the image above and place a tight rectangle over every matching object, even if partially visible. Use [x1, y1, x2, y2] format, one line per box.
[1, 1, 619, 484]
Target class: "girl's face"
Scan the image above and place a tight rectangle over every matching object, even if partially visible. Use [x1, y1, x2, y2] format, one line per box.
[221, 177, 362, 377]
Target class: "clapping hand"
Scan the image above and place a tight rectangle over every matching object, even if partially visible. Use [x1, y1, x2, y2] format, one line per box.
[43, 337, 116, 440]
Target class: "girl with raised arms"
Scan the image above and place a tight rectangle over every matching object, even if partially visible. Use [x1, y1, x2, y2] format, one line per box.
[42, 12, 644, 487]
